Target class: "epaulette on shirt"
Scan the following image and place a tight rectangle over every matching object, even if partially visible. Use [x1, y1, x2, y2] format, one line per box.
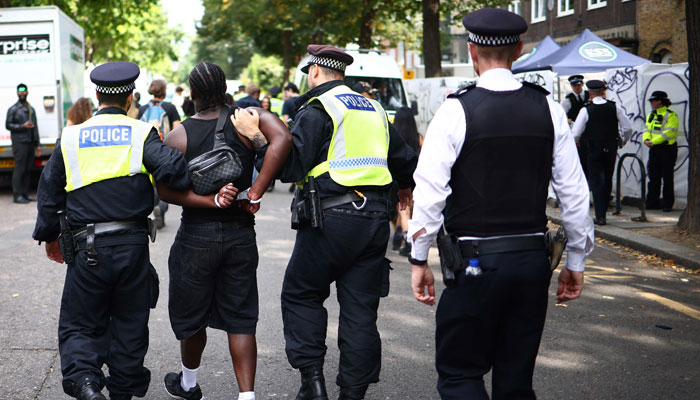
[447, 83, 477, 99]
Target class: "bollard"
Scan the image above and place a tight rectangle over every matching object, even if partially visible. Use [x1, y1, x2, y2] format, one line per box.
[614, 153, 647, 222]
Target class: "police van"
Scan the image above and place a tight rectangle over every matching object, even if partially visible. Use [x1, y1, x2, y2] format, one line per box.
[294, 49, 415, 122]
[0, 6, 85, 174]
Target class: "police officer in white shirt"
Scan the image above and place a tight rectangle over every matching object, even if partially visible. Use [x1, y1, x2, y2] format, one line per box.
[407, 8, 594, 399]
[571, 79, 632, 225]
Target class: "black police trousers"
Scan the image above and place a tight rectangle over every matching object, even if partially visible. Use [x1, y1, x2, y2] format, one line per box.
[281, 205, 391, 389]
[436, 249, 552, 400]
[647, 143, 677, 210]
[58, 233, 157, 398]
[586, 140, 618, 219]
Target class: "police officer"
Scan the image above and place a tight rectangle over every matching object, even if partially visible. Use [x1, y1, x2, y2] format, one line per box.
[560, 75, 589, 176]
[572, 80, 633, 225]
[643, 91, 679, 212]
[32, 62, 232, 400]
[408, 9, 594, 399]
[234, 44, 417, 400]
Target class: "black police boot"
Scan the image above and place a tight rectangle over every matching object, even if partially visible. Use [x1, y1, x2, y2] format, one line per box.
[391, 229, 403, 251]
[296, 365, 328, 400]
[338, 385, 368, 400]
[75, 382, 106, 400]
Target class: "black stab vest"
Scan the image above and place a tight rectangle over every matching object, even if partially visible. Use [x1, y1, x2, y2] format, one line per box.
[444, 83, 554, 237]
[581, 101, 618, 142]
[566, 91, 589, 120]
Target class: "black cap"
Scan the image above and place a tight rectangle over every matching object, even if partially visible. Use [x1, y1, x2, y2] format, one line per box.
[269, 86, 281, 97]
[301, 44, 354, 74]
[90, 61, 140, 94]
[17, 83, 27, 92]
[648, 91, 669, 101]
[568, 75, 584, 85]
[586, 79, 606, 90]
[462, 8, 527, 47]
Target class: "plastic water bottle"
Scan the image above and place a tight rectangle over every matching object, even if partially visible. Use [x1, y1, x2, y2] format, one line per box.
[465, 258, 482, 276]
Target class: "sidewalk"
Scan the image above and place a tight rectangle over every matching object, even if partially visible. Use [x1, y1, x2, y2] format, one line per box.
[546, 203, 700, 272]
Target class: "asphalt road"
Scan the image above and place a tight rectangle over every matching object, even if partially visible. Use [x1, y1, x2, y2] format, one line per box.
[0, 180, 698, 399]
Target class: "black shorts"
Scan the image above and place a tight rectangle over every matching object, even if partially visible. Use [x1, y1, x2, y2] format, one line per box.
[168, 220, 259, 339]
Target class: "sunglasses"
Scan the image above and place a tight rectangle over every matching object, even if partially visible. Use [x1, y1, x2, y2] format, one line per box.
[17, 87, 27, 92]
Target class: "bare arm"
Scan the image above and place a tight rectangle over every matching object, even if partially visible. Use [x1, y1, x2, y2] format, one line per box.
[157, 123, 237, 208]
[232, 107, 293, 202]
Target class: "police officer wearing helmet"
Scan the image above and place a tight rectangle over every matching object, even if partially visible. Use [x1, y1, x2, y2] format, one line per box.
[571, 79, 633, 225]
[233, 44, 417, 400]
[560, 75, 590, 175]
[32, 62, 232, 400]
[408, 9, 594, 399]
[643, 91, 679, 212]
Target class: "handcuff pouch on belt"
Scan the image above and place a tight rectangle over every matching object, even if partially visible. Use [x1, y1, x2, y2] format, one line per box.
[71, 219, 156, 266]
[57, 210, 76, 265]
[436, 223, 463, 287]
[545, 226, 568, 271]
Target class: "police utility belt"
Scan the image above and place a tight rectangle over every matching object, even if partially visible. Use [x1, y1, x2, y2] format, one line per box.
[57, 210, 156, 266]
[291, 176, 380, 230]
[436, 224, 567, 286]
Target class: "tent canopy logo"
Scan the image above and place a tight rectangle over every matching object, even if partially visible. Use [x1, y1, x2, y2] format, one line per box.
[579, 41, 618, 62]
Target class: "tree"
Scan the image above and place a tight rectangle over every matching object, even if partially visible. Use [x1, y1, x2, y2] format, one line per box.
[2, 0, 182, 74]
[678, 1, 700, 233]
[422, 0, 442, 77]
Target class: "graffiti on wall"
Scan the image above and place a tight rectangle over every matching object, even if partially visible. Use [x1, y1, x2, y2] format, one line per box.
[605, 63, 690, 203]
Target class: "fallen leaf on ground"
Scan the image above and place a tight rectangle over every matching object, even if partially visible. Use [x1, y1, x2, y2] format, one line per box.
[11, 293, 19, 298]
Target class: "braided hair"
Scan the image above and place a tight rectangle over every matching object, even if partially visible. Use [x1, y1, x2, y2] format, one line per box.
[188, 61, 227, 112]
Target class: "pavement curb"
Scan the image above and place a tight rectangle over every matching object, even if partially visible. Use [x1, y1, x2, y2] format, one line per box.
[547, 212, 700, 272]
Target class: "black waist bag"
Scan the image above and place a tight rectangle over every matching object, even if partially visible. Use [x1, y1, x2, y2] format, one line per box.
[187, 104, 243, 195]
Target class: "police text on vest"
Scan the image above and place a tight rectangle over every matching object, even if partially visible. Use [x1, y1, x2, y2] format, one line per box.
[79, 125, 132, 148]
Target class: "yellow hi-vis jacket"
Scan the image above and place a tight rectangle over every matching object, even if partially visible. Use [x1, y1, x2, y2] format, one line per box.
[270, 97, 283, 117]
[306, 85, 392, 187]
[60, 113, 152, 192]
[643, 106, 679, 145]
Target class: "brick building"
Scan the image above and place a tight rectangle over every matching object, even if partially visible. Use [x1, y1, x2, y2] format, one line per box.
[508, 0, 688, 63]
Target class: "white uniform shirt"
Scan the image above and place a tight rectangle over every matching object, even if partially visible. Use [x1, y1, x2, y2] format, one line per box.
[408, 68, 594, 272]
[560, 92, 585, 115]
[571, 96, 633, 143]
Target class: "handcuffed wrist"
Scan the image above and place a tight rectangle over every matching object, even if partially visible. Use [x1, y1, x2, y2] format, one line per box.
[214, 193, 223, 208]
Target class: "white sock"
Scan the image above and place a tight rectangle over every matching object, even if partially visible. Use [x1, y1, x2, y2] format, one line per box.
[181, 363, 199, 391]
[238, 391, 255, 400]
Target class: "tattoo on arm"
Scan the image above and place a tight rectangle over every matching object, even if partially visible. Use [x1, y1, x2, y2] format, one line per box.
[250, 131, 268, 148]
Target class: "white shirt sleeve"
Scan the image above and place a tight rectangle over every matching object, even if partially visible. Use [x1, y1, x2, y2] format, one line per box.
[616, 103, 633, 143]
[560, 96, 572, 114]
[548, 99, 595, 271]
[571, 107, 589, 140]
[407, 99, 465, 261]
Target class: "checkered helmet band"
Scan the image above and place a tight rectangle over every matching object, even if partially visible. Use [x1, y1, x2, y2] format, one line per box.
[95, 82, 136, 94]
[468, 32, 520, 47]
[308, 55, 347, 72]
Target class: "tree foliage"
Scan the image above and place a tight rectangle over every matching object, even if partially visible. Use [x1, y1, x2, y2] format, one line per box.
[239, 54, 286, 90]
[2, 0, 182, 73]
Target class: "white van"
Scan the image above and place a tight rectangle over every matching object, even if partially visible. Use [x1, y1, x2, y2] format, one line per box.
[0, 6, 84, 173]
[294, 49, 415, 121]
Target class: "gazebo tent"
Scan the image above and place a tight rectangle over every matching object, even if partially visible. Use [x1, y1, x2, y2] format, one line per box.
[512, 36, 561, 74]
[514, 29, 649, 74]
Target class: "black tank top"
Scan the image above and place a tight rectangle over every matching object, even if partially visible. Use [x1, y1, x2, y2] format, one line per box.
[180, 109, 256, 223]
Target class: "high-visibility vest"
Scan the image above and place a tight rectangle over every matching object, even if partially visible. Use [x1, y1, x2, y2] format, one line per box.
[61, 113, 152, 192]
[643, 106, 679, 145]
[270, 97, 283, 117]
[305, 85, 392, 187]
